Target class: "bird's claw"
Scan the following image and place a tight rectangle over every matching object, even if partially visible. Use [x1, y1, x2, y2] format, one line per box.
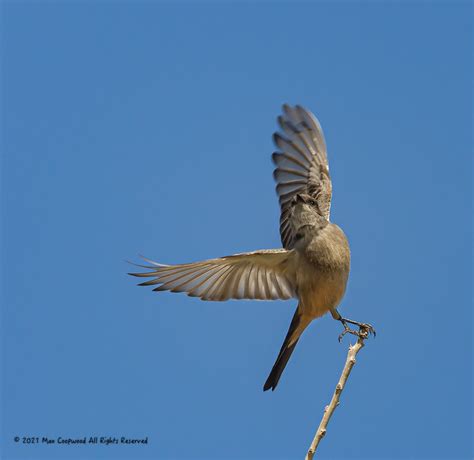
[338, 324, 359, 342]
[338, 319, 376, 342]
[360, 323, 376, 338]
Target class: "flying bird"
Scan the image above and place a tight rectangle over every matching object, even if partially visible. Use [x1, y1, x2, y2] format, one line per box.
[129, 105, 374, 391]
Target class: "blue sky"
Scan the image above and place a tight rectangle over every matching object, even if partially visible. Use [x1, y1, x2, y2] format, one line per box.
[1, 2, 472, 459]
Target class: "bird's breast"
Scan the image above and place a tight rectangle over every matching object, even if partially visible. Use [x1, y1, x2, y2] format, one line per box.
[297, 268, 348, 318]
[295, 224, 350, 318]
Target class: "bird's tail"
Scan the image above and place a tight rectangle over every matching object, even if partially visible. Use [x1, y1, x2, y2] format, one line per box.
[263, 305, 311, 391]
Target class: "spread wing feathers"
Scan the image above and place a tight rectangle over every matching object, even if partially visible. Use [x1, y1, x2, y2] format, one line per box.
[129, 249, 296, 301]
[272, 104, 332, 249]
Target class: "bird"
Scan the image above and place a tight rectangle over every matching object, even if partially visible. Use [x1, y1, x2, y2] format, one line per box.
[129, 104, 375, 391]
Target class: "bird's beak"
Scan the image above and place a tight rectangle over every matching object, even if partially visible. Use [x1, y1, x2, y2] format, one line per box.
[294, 194, 309, 204]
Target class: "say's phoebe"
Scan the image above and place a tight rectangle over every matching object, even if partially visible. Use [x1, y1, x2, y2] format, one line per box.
[130, 104, 374, 391]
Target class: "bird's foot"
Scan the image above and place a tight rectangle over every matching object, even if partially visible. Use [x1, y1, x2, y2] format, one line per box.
[338, 318, 376, 342]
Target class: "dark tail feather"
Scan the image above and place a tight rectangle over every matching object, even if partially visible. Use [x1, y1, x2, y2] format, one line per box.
[263, 307, 305, 391]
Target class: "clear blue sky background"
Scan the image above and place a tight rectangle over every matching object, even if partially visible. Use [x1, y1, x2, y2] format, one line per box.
[2, 2, 472, 460]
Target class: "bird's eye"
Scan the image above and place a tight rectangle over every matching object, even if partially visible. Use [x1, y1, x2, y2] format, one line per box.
[294, 232, 303, 241]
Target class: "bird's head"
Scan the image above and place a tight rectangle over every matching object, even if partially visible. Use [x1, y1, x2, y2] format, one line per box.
[292, 193, 322, 219]
[290, 194, 328, 245]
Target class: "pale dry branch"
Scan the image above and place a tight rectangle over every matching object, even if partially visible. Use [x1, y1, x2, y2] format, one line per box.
[305, 328, 370, 459]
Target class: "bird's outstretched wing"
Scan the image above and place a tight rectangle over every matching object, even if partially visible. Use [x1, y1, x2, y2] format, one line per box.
[129, 249, 296, 301]
[272, 104, 332, 249]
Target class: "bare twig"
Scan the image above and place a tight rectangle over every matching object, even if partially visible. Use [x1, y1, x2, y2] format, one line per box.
[305, 328, 370, 459]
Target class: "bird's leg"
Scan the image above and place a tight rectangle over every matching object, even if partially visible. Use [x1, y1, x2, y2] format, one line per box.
[331, 310, 376, 342]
